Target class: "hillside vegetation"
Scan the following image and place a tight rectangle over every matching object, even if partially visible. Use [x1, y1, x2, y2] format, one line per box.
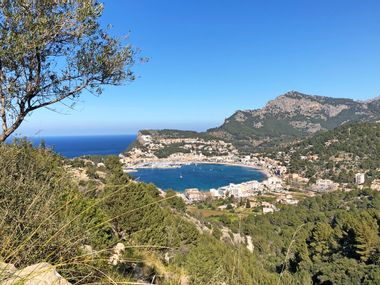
[1, 142, 379, 284]
[278, 122, 380, 183]
[241, 189, 380, 284]
[0, 142, 278, 284]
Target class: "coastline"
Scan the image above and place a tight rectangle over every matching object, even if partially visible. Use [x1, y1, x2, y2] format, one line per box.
[125, 160, 270, 178]
[193, 161, 271, 179]
[125, 160, 272, 193]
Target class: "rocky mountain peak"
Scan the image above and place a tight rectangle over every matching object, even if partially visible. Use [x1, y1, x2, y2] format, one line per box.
[281, 90, 309, 98]
[264, 91, 325, 116]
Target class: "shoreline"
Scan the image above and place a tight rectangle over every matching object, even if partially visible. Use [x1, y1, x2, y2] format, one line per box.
[125, 160, 272, 193]
[125, 160, 270, 178]
[193, 161, 271, 179]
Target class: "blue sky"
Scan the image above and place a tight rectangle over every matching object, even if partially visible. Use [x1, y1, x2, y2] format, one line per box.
[17, 0, 380, 136]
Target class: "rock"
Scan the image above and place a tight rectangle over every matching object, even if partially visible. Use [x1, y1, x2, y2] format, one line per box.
[108, 243, 126, 266]
[80, 244, 96, 257]
[246, 235, 254, 253]
[2, 262, 71, 285]
[164, 252, 173, 264]
[112, 243, 125, 255]
[0, 262, 17, 280]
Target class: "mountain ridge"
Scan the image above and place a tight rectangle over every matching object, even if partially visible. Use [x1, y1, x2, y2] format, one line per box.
[206, 91, 380, 151]
[130, 91, 380, 154]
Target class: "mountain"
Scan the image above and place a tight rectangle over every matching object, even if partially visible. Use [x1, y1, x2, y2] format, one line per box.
[208, 91, 380, 152]
[129, 91, 380, 156]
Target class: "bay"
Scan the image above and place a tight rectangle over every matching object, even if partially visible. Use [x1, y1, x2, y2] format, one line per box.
[130, 163, 266, 192]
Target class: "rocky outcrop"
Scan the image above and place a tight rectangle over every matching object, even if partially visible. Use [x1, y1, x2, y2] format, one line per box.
[1, 262, 71, 285]
[262, 91, 351, 118]
[208, 91, 380, 151]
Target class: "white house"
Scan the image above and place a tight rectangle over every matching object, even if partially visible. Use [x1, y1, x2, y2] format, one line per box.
[355, 173, 365, 185]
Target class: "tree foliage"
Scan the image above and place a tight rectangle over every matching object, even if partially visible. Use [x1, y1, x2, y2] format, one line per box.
[0, 0, 137, 141]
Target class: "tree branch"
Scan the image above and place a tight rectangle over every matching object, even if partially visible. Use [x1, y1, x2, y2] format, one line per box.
[28, 79, 90, 112]
[0, 59, 7, 134]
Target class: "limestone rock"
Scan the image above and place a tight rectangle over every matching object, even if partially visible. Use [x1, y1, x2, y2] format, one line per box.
[108, 243, 126, 266]
[80, 244, 96, 257]
[0, 262, 17, 280]
[2, 262, 71, 285]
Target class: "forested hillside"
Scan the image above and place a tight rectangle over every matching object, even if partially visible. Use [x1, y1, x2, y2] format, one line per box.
[240, 190, 380, 284]
[278, 122, 380, 183]
[1, 142, 379, 284]
[0, 142, 279, 284]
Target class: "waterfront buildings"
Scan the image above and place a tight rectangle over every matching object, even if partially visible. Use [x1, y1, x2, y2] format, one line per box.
[185, 188, 207, 202]
[210, 188, 224, 198]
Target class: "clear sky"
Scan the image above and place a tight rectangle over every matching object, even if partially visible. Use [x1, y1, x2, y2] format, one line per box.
[17, 0, 380, 136]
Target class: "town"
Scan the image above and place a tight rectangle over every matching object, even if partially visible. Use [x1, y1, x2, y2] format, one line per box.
[120, 133, 380, 215]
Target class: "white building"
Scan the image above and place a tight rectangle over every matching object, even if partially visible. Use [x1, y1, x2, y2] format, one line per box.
[263, 176, 283, 192]
[355, 173, 365, 185]
[184, 188, 205, 202]
[313, 179, 339, 192]
[210, 188, 224, 198]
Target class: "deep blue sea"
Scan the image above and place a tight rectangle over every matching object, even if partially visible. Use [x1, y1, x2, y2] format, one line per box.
[12, 135, 136, 158]
[130, 163, 266, 192]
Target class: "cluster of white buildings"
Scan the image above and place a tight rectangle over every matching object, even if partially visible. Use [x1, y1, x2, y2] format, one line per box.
[238, 155, 287, 176]
[311, 179, 339, 192]
[183, 175, 285, 203]
[133, 133, 239, 159]
[212, 176, 284, 199]
[310, 173, 369, 193]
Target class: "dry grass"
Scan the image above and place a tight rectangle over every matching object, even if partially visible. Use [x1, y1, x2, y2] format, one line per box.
[0, 143, 181, 284]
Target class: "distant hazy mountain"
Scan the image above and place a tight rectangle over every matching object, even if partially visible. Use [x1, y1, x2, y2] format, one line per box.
[132, 91, 380, 154]
[207, 91, 380, 152]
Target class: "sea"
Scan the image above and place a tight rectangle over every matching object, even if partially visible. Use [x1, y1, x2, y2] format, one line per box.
[11, 134, 137, 158]
[8, 135, 265, 191]
[129, 163, 266, 192]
